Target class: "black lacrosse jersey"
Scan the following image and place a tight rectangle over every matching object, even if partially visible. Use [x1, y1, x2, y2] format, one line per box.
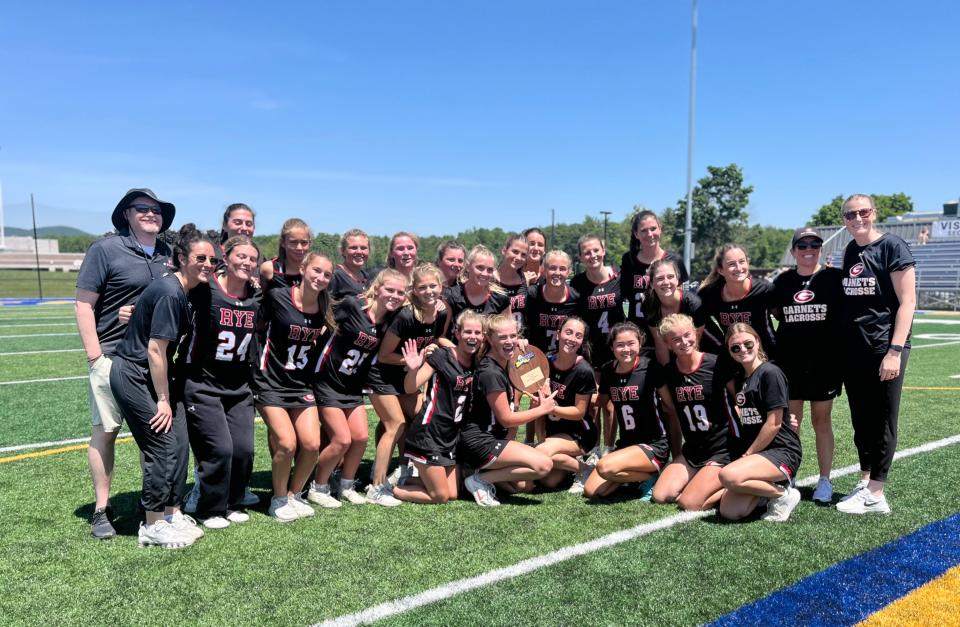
[314, 295, 381, 395]
[841, 233, 916, 355]
[442, 284, 511, 339]
[571, 271, 625, 367]
[405, 348, 475, 454]
[661, 353, 731, 463]
[255, 285, 326, 391]
[773, 267, 843, 368]
[544, 357, 598, 441]
[115, 273, 192, 369]
[598, 355, 665, 448]
[523, 283, 580, 353]
[619, 250, 687, 326]
[496, 271, 529, 335]
[371, 306, 449, 386]
[729, 361, 801, 460]
[463, 356, 513, 441]
[181, 277, 260, 381]
[329, 265, 369, 300]
[697, 277, 777, 358]
[265, 256, 302, 290]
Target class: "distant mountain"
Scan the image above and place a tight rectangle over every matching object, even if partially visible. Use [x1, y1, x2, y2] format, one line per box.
[2, 226, 92, 237]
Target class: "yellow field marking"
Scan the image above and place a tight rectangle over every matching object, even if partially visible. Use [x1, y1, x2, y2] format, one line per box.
[858, 566, 960, 626]
[904, 386, 960, 391]
[0, 437, 134, 464]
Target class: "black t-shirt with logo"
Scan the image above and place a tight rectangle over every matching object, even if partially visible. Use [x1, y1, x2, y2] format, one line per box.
[496, 271, 529, 337]
[255, 285, 327, 392]
[619, 250, 688, 327]
[697, 277, 777, 358]
[523, 283, 580, 353]
[314, 295, 381, 395]
[571, 271, 625, 367]
[841, 233, 916, 355]
[772, 267, 843, 371]
[442, 284, 511, 340]
[115, 273, 192, 369]
[598, 355, 665, 448]
[329, 266, 369, 300]
[729, 361, 802, 461]
[463, 356, 513, 441]
[544, 356, 598, 441]
[661, 352, 731, 464]
[181, 277, 260, 382]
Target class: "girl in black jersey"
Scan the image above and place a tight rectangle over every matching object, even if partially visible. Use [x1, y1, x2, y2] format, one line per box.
[386, 231, 419, 281]
[310, 269, 409, 507]
[718, 323, 803, 523]
[648, 315, 731, 511]
[535, 317, 598, 493]
[109, 225, 214, 548]
[620, 210, 688, 327]
[442, 245, 512, 340]
[460, 314, 557, 507]
[179, 235, 260, 530]
[523, 250, 579, 354]
[367, 264, 449, 505]
[522, 227, 546, 283]
[584, 323, 680, 500]
[697, 244, 777, 359]
[393, 310, 484, 505]
[255, 252, 335, 522]
[329, 229, 370, 300]
[436, 241, 466, 288]
[494, 234, 531, 333]
[643, 258, 711, 365]
[571, 234, 624, 369]
[259, 218, 311, 289]
[836, 194, 916, 515]
[772, 228, 844, 504]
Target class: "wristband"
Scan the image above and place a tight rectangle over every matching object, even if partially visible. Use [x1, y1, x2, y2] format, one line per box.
[888, 344, 903, 353]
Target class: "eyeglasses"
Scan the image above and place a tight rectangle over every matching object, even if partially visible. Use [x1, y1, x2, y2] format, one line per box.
[843, 208, 873, 221]
[192, 255, 220, 265]
[795, 241, 822, 250]
[729, 340, 755, 354]
[128, 203, 163, 215]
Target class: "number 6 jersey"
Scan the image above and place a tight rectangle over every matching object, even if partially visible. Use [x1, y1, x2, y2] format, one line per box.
[598, 355, 665, 449]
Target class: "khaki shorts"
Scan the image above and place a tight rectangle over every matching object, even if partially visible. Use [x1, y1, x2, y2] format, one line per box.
[88, 354, 123, 432]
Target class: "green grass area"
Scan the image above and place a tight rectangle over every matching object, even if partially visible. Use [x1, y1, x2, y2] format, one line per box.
[0, 270, 78, 298]
[0, 310, 958, 625]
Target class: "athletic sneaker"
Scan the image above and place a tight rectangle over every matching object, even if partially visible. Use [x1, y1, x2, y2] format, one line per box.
[90, 508, 116, 540]
[339, 480, 367, 505]
[464, 472, 500, 507]
[366, 483, 402, 507]
[202, 516, 230, 530]
[289, 494, 316, 518]
[183, 485, 200, 514]
[386, 465, 404, 487]
[761, 486, 802, 522]
[240, 488, 259, 507]
[836, 490, 891, 515]
[568, 465, 593, 495]
[638, 475, 658, 503]
[307, 481, 342, 508]
[392, 463, 415, 487]
[168, 512, 205, 541]
[839, 479, 869, 503]
[138, 520, 196, 549]
[225, 510, 250, 523]
[812, 477, 834, 504]
[268, 496, 300, 522]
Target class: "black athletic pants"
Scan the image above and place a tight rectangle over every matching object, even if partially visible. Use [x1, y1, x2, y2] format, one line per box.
[109, 357, 189, 512]
[844, 349, 909, 482]
[181, 377, 255, 517]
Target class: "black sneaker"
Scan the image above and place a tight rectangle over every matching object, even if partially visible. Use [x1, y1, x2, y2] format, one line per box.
[91, 508, 116, 540]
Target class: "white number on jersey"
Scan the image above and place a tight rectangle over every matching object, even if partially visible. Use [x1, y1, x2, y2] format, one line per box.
[284, 345, 311, 370]
[682, 404, 710, 432]
[621, 405, 636, 431]
[339, 348, 370, 376]
[598, 311, 610, 334]
[453, 394, 467, 423]
[547, 329, 559, 352]
[215, 330, 252, 361]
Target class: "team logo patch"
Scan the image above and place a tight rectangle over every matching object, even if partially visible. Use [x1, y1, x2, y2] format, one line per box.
[735, 392, 746, 406]
[303, 394, 315, 402]
[793, 289, 815, 304]
[850, 262, 864, 277]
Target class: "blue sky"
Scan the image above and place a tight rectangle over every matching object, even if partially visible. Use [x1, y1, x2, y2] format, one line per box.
[1, 2, 958, 236]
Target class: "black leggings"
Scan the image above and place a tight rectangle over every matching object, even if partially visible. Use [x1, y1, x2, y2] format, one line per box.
[844, 349, 909, 482]
[109, 357, 189, 512]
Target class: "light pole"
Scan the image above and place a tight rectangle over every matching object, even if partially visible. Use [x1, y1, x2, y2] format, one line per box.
[683, 0, 698, 276]
[600, 211, 611, 247]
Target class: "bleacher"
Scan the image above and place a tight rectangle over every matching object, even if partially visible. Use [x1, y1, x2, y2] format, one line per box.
[0, 252, 85, 272]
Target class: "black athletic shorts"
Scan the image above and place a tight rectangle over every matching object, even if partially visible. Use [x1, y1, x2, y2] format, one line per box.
[457, 430, 508, 469]
[404, 443, 456, 467]
[683, 441, 731, 469]
[633, 437, 671, 472]
[313, 381, 364, 409]
[367, 363, 406, 396]
[780, 362, 842, 402]
[756, 446, 801, 484]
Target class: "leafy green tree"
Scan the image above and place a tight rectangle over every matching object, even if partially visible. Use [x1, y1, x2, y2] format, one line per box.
[735, 224, 793, 270]
[808, 193, 913, 226]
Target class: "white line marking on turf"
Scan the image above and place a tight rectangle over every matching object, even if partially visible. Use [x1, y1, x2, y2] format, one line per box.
[912, 340, 960, 349]
[0, 348, 83, 357]
[0, 375, 86, 386]
[0, 333, 77, 339]
[316, 433, 960, 627]
[0, 322, 76, 328]
[0, 433, 133, 453]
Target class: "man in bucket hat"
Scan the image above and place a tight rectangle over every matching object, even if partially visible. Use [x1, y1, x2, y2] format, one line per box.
[75, 188, 176, 539]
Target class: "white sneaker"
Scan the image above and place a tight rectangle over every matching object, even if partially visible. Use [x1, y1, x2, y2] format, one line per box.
[339, 480, 367, 505]
[183, 485, 199, 514]
[168, 512, 205, 540]
[268, 496, 300, 522]
[386, 465, 403, 487]
[464, 472, 500, 507]
[391, 463, 415, 487]
[812, 477, 834, 503]
[289, 494, 316, 518]
[836, 490, 891, 515]
[202, 516, 230, 530]
[761, 486, 801, 522]
[240, 488, 260, 507]
[568, 465, 593, 495]
[226, 510, 250, 523]
[839, 479, 869, 503]
[366, 483, 403, 507]
[138, 520, 196, 549]
[307, 481, 342, 508]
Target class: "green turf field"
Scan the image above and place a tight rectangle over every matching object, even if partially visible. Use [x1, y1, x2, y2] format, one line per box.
[0, 270, 78, 298]
[0, 304, 959, 626]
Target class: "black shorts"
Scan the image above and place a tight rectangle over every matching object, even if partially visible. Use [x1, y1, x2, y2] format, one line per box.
[780, 362, 842, 402]
[367, 363, 406, 396]
[545, 419, 598, 455]
[683, 442, 730, 469]
[404, 443, 456, 467]
[633, 437, 671, 472]
[756, 446, 802, 484]
[457, 431, 508, 469]
[253, 385, 316, 409]
[313, 381, 364, 409]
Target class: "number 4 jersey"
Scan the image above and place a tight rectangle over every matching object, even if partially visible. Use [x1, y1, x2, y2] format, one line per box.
[181, 277, 260, 384]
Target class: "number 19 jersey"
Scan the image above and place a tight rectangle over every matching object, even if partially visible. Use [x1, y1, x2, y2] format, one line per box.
[661, 352, 731, 467]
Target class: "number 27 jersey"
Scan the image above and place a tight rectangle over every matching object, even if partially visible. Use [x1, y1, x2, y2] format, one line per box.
[314, 295, 381, 395]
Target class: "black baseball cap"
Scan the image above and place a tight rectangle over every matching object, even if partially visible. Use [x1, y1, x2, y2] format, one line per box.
[111, 188, 176, 234]
[791, 227, 823, 248]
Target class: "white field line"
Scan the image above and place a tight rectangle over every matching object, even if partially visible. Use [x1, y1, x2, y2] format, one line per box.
[316, 433, 960, 627]
[912, 340, 960, 349]
[0, 333, 77, 339]
[0, 375, 86, 386]
[0, 316, 75, 322]
[0, 348, 83, 357]
[0, 433, 132, 453]
[0, 322, 76, 328]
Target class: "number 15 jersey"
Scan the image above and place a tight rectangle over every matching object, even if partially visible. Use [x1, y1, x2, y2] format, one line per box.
[254, 285, 327, 395]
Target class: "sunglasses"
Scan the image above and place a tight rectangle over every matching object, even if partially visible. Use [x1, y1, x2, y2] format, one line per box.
[192, 255, 220, 265]
[128, 203, 163, 215]
[843, 208, 873, 221]
[795, 241, 822, 250]
[729, 340, 755, 354]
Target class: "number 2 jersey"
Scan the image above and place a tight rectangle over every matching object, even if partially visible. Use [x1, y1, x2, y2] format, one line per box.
[598, 355, 666, 450]
[545, 356, 598, 451]
[661, 352, 731, 467]
[313, 295, 382, 406]
[571, 271, 624, 368]
[405, 347, 474, 457]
